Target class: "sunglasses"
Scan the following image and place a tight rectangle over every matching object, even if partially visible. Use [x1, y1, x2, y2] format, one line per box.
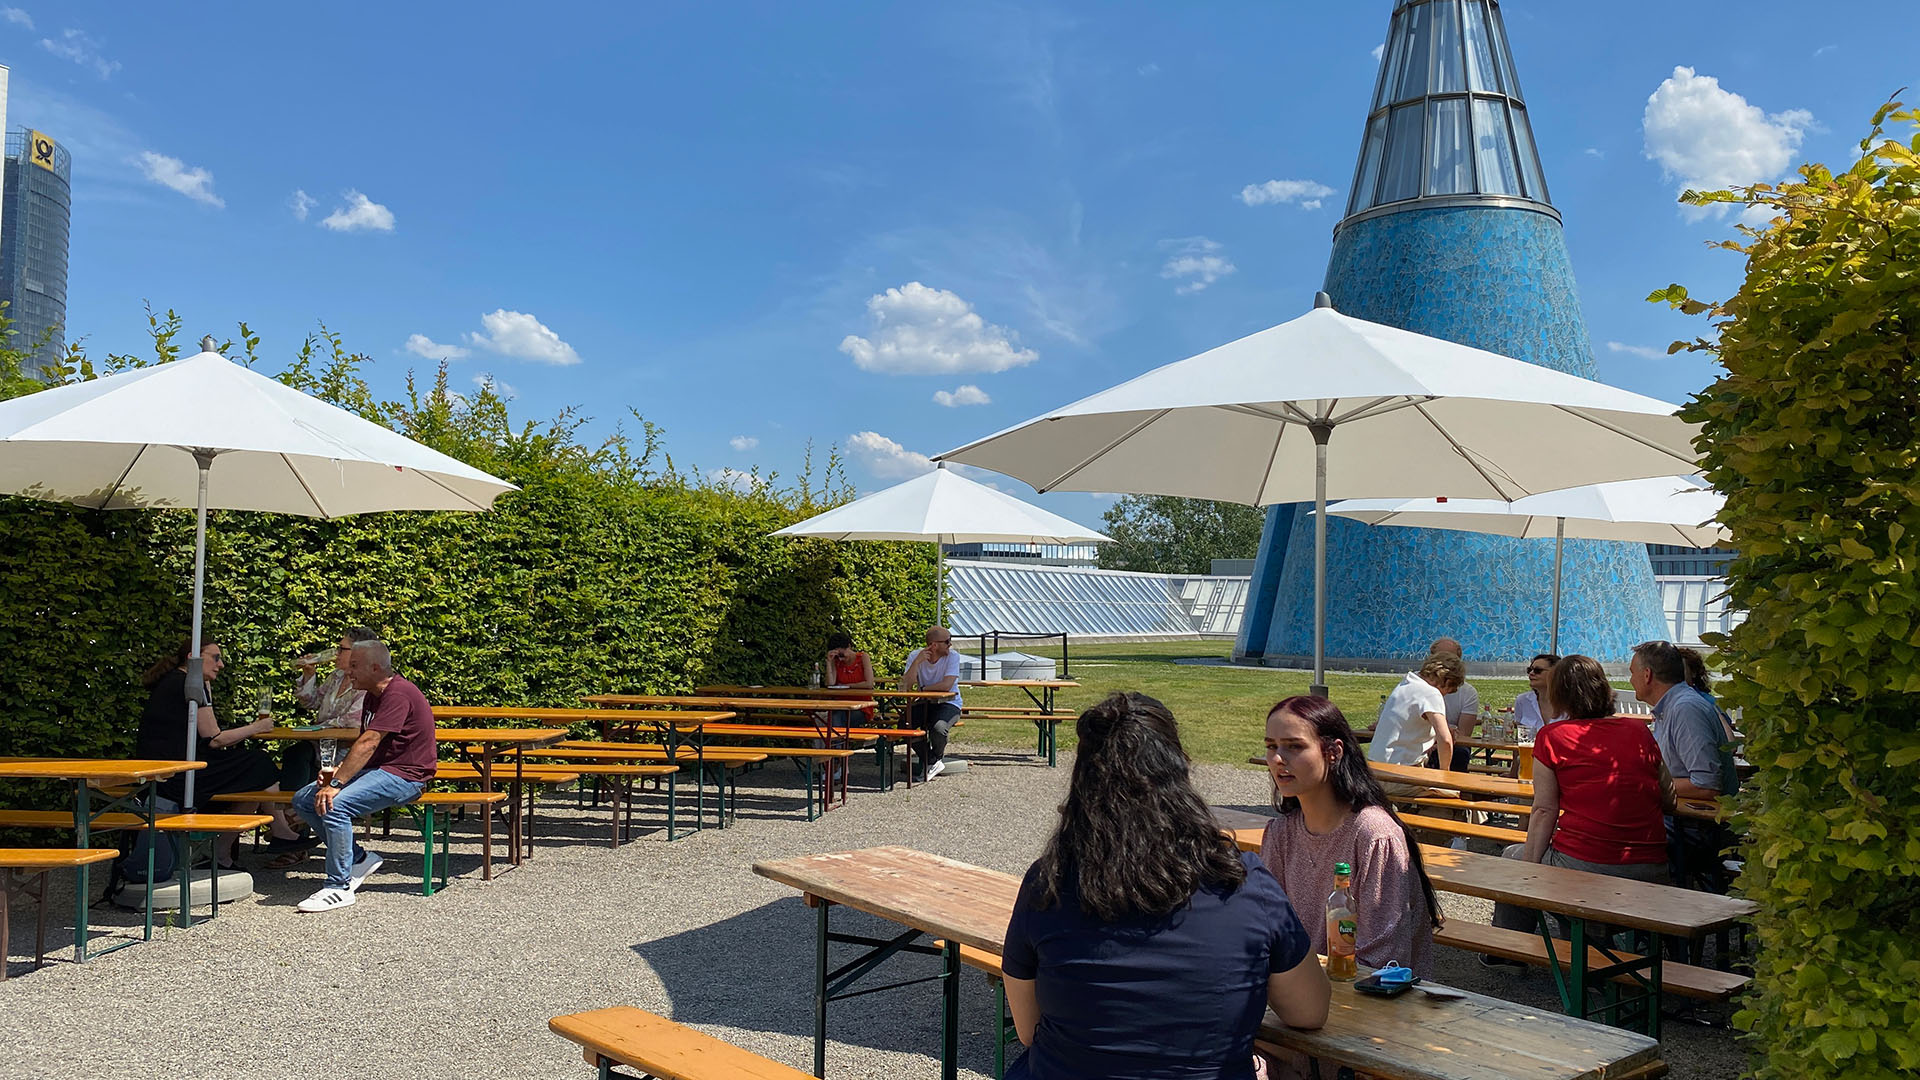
[1526, 665, 1549, 675]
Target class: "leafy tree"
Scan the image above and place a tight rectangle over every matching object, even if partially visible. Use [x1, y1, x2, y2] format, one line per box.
[1655, 100, 1920, 1080]
[1097, 495, 1263, 574]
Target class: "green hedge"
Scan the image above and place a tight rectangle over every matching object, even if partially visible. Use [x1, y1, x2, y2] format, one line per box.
[0, 316, 935, 811]
[1660, 102, 1920, 1079]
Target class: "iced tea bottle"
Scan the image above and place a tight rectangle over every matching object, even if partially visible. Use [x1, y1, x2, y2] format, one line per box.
[1326, 861, 1358, 981]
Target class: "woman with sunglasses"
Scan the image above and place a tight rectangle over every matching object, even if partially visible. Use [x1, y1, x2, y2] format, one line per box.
[1512, 653, 1563, 737]
[1260, 695, 1442, 977]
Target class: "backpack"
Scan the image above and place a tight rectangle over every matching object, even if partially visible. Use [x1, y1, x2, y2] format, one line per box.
[102, 798, 183, 901]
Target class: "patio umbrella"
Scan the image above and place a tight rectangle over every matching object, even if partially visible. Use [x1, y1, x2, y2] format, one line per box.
[937, 294, 1700, 693]
[1326, 475, 1728, 652]
[771, 463, 1109, 623]
[0, 340, 516, 803]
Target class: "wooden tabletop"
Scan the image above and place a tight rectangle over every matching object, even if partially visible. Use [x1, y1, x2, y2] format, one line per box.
[753, 845, 1020, 956]
[1369, 760, 1534, 799]
[584, 694, 879, 712]
[1417, 844, 1756, 935]
[757, 845, 1661, 1080]
[1258, 975, 1661, 1080]
[260, 726, 364, 741]
[0, 758, 207, 782]
[697, 685, 953, 701]
[960, 679, 1079, 688]
[433, 727, 568, 745]
[433, 706, 736, 725]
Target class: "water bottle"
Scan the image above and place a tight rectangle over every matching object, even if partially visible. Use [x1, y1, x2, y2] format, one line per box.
[810, 662, 824, 689]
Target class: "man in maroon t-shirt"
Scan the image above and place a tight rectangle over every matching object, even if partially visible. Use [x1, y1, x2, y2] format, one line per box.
[291, 639, 436, 913]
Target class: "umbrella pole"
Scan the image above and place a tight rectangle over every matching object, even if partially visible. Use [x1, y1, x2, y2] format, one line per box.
[936, 543, 946, 625]
[1310, 421, 1333, 697]
[1549, 516, 1565, 655]
[182, 451, 215, 809]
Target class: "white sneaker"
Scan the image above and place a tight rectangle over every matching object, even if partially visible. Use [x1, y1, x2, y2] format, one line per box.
[297, 887, 355, 913]
[348, 850, 384, 892]
[925, 759, 946, 780]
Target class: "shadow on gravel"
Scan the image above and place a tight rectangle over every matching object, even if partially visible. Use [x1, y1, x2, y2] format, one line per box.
[631, 895, 1005, 1069]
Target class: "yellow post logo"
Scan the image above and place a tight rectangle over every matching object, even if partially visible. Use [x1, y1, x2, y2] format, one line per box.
[28, 131, 58, 172]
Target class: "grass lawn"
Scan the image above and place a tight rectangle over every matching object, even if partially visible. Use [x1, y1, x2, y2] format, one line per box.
[956, 639, 1533, 767]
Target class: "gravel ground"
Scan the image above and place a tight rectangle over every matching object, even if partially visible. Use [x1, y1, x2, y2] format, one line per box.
[1, 747, 1745, 1079]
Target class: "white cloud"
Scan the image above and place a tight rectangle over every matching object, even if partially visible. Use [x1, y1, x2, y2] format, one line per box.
[1642, 67, 1813, 220]
[1584, 147, 1605, 159]
[1812, 44, 1838, 58]
[1604, 341, 1668, 360]
[471, 373, 517, 399]
[1160, 236, 1235, 295]
[404, 333, 471, 362]
[1136, 62, 1159, 76]
[1239, 179, 1336, 210]
[1370, 44, 1384, 62]
[320, 189, 396, 232]
[466, 309, 582, 366]
[3, 7, 32, 28]
[290, 189, 316, 221]
[933, 384, 992, 408]
[847, 431, 935, 480]
[40, 27, 118, 78]
[707, 466, 765, 493]
[136, 151, 223, 207]
[839, 282, 1039, 375]
[729, 435, 759, 452]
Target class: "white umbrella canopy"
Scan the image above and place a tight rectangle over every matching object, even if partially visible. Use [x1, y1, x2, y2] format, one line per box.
[937, 295, 1701, 692]
[0, 344, 517, 803]
[1327, 476, 1728, 651]
[771, 464, 1109, 621]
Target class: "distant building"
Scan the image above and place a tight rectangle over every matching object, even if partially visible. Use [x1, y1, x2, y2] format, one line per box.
[1647, 544, 1735, 577]
[1, 127, 73, 377]
[943, 541, 1101, 567]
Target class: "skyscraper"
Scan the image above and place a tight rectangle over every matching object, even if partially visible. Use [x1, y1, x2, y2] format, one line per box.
[1237, 0, 1667, 666]
[1, 125, 73, 378]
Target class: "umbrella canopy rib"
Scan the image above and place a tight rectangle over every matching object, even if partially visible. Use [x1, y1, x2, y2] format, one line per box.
[1413, 402, 1524, 501]
[1333, 395, 1431, 425]
[1552, 403, 1703, 469]
[1039, 409, 1170, 493]
[94, 444, 149, 511]
[279, 453, 326, 517]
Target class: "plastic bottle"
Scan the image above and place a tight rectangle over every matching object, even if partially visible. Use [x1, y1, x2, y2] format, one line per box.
[1326, 861, 1358, 981]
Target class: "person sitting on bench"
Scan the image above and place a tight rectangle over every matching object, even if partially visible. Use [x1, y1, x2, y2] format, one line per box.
[1487, 655, 1673, 966]
[899, 626, 962, 781]
[290, 639, 436, 913]
[1511, 652, 1563, 737]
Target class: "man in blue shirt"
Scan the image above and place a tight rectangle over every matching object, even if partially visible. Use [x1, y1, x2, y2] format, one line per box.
[1632, 640, 1739, 890]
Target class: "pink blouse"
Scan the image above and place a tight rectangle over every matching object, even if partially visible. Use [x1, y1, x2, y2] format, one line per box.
[1258, 804, 1435, 975]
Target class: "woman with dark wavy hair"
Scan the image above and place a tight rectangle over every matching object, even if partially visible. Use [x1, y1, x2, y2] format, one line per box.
[1001, 692, 1329, 1080]
[1260, 695, 1441, 976]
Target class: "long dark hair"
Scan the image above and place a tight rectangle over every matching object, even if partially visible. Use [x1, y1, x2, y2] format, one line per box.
[1031, 692, 1246, 921]
[1266, 695, 1443, 930]
[142, 637, 214, 688]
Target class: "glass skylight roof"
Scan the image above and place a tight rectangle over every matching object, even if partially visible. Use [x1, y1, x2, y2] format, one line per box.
[947, 562, 1250, 639]
[1346, 0, 1552, 221]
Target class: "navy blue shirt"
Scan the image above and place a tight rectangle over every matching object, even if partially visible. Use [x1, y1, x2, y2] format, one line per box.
[1001, 851, 1312, 1080]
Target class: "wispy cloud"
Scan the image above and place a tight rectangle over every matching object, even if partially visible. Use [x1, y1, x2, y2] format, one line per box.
[1239, 179, 1336, 210]
[467, 310, 582, 366]
[1811, 44, 1839, 58]
[840, 282, 1038, 375]
[472, 373, 517, 399]
[1160, 237, 1235, 295]
[1370, 44, 1384, 62]
[136, 151, 223, 207]
[707, 466, 766, 493]
[1604, 341, 1669, 360]
[320, 190, 395, 232]
[290, 189, 316, 221]
[1136, 62, 1159, 77]
[404, 333, 470, 362]
[847, 431, 935, 480]
[729, 435, 759, 452]
[40, 27, 119, 79]
[3, 6, 33, 29]
[933, 384, 991, 407]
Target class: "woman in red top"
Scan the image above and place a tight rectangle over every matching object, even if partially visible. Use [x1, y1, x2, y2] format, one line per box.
[1487, 654, 1674, 956]
[824, 632, 874, 688]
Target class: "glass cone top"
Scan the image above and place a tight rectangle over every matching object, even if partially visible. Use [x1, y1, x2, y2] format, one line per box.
[1343, 0, 1553, 226]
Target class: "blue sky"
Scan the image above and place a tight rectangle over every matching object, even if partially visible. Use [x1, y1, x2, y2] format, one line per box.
[2, 2, 1908, 526]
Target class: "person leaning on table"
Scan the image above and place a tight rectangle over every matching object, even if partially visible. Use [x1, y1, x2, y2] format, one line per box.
[1633, 640, 1741, 890]
[1000, 692, 1329, 1080]
[1368, 652, 1465, 836]
[1426, 637, 1481, 772]
[1485, 654, 1673, 967]
[898, 625, 963, 781]
[289, 639, 436, 914]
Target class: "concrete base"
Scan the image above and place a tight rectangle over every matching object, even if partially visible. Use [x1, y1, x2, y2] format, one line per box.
[111, 868, 256, 910]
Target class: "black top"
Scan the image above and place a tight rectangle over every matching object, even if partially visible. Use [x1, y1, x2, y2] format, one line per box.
[1001, 851, 1312, 1080]
[136, 669, 276, 807]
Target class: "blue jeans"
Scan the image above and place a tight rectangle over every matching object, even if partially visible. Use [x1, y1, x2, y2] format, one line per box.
[293, 769, 426, 890]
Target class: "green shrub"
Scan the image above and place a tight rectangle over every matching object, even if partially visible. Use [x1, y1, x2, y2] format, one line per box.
[0, 316, 935, 814]
[1657, 101, 1920, 1079]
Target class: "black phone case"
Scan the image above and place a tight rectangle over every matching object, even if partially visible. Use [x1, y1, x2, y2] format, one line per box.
[1352, 973, 1417, 997]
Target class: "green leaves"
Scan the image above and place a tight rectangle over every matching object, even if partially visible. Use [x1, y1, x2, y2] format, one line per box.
[1663, 97, 1920, 1080]
[1098, 495, 1264, 574]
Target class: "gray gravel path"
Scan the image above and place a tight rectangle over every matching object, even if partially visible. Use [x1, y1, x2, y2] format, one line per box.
[1, 747, 1743, 1078]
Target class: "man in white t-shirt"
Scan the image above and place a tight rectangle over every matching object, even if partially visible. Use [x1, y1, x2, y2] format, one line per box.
[1429, 637, 1480, 771]
[1369, 653, 1463, 768]
[899, 626, 964, 780]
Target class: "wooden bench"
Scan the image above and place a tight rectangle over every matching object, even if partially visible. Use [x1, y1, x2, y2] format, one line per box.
[549, 1005, 814, 1080]
[1, 848, 119, 980]
[1409, 796, 1532, 818]
[0, 810, 276, 923]
[443, 759, 676, 846]
[212, 790, 507, 892]
[1435, 920, 1749, 1002]
[1397, 812, 1528, 846]
[549, 741, 858, 820]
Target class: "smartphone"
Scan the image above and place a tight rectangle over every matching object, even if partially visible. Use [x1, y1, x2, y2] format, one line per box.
[1352, 972, 1418, 997]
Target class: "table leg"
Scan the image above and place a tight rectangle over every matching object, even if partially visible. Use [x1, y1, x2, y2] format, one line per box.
[71, 780, 90, 962]
[941, 939, 960, 1080]
[814, 898, 830, 1078]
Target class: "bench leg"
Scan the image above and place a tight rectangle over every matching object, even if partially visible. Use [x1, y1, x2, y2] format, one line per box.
[419, 807, 436, 897]
[481, 801, 494, 881]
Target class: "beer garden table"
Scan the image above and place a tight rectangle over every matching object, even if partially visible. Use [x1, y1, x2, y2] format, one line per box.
[0, 757, 204, 961]
[753, 845, 1666, 1080]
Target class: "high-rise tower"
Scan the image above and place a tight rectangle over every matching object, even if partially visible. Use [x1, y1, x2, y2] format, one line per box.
[1237, 0, 1667, 666]
[1, 127, 73, 378]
